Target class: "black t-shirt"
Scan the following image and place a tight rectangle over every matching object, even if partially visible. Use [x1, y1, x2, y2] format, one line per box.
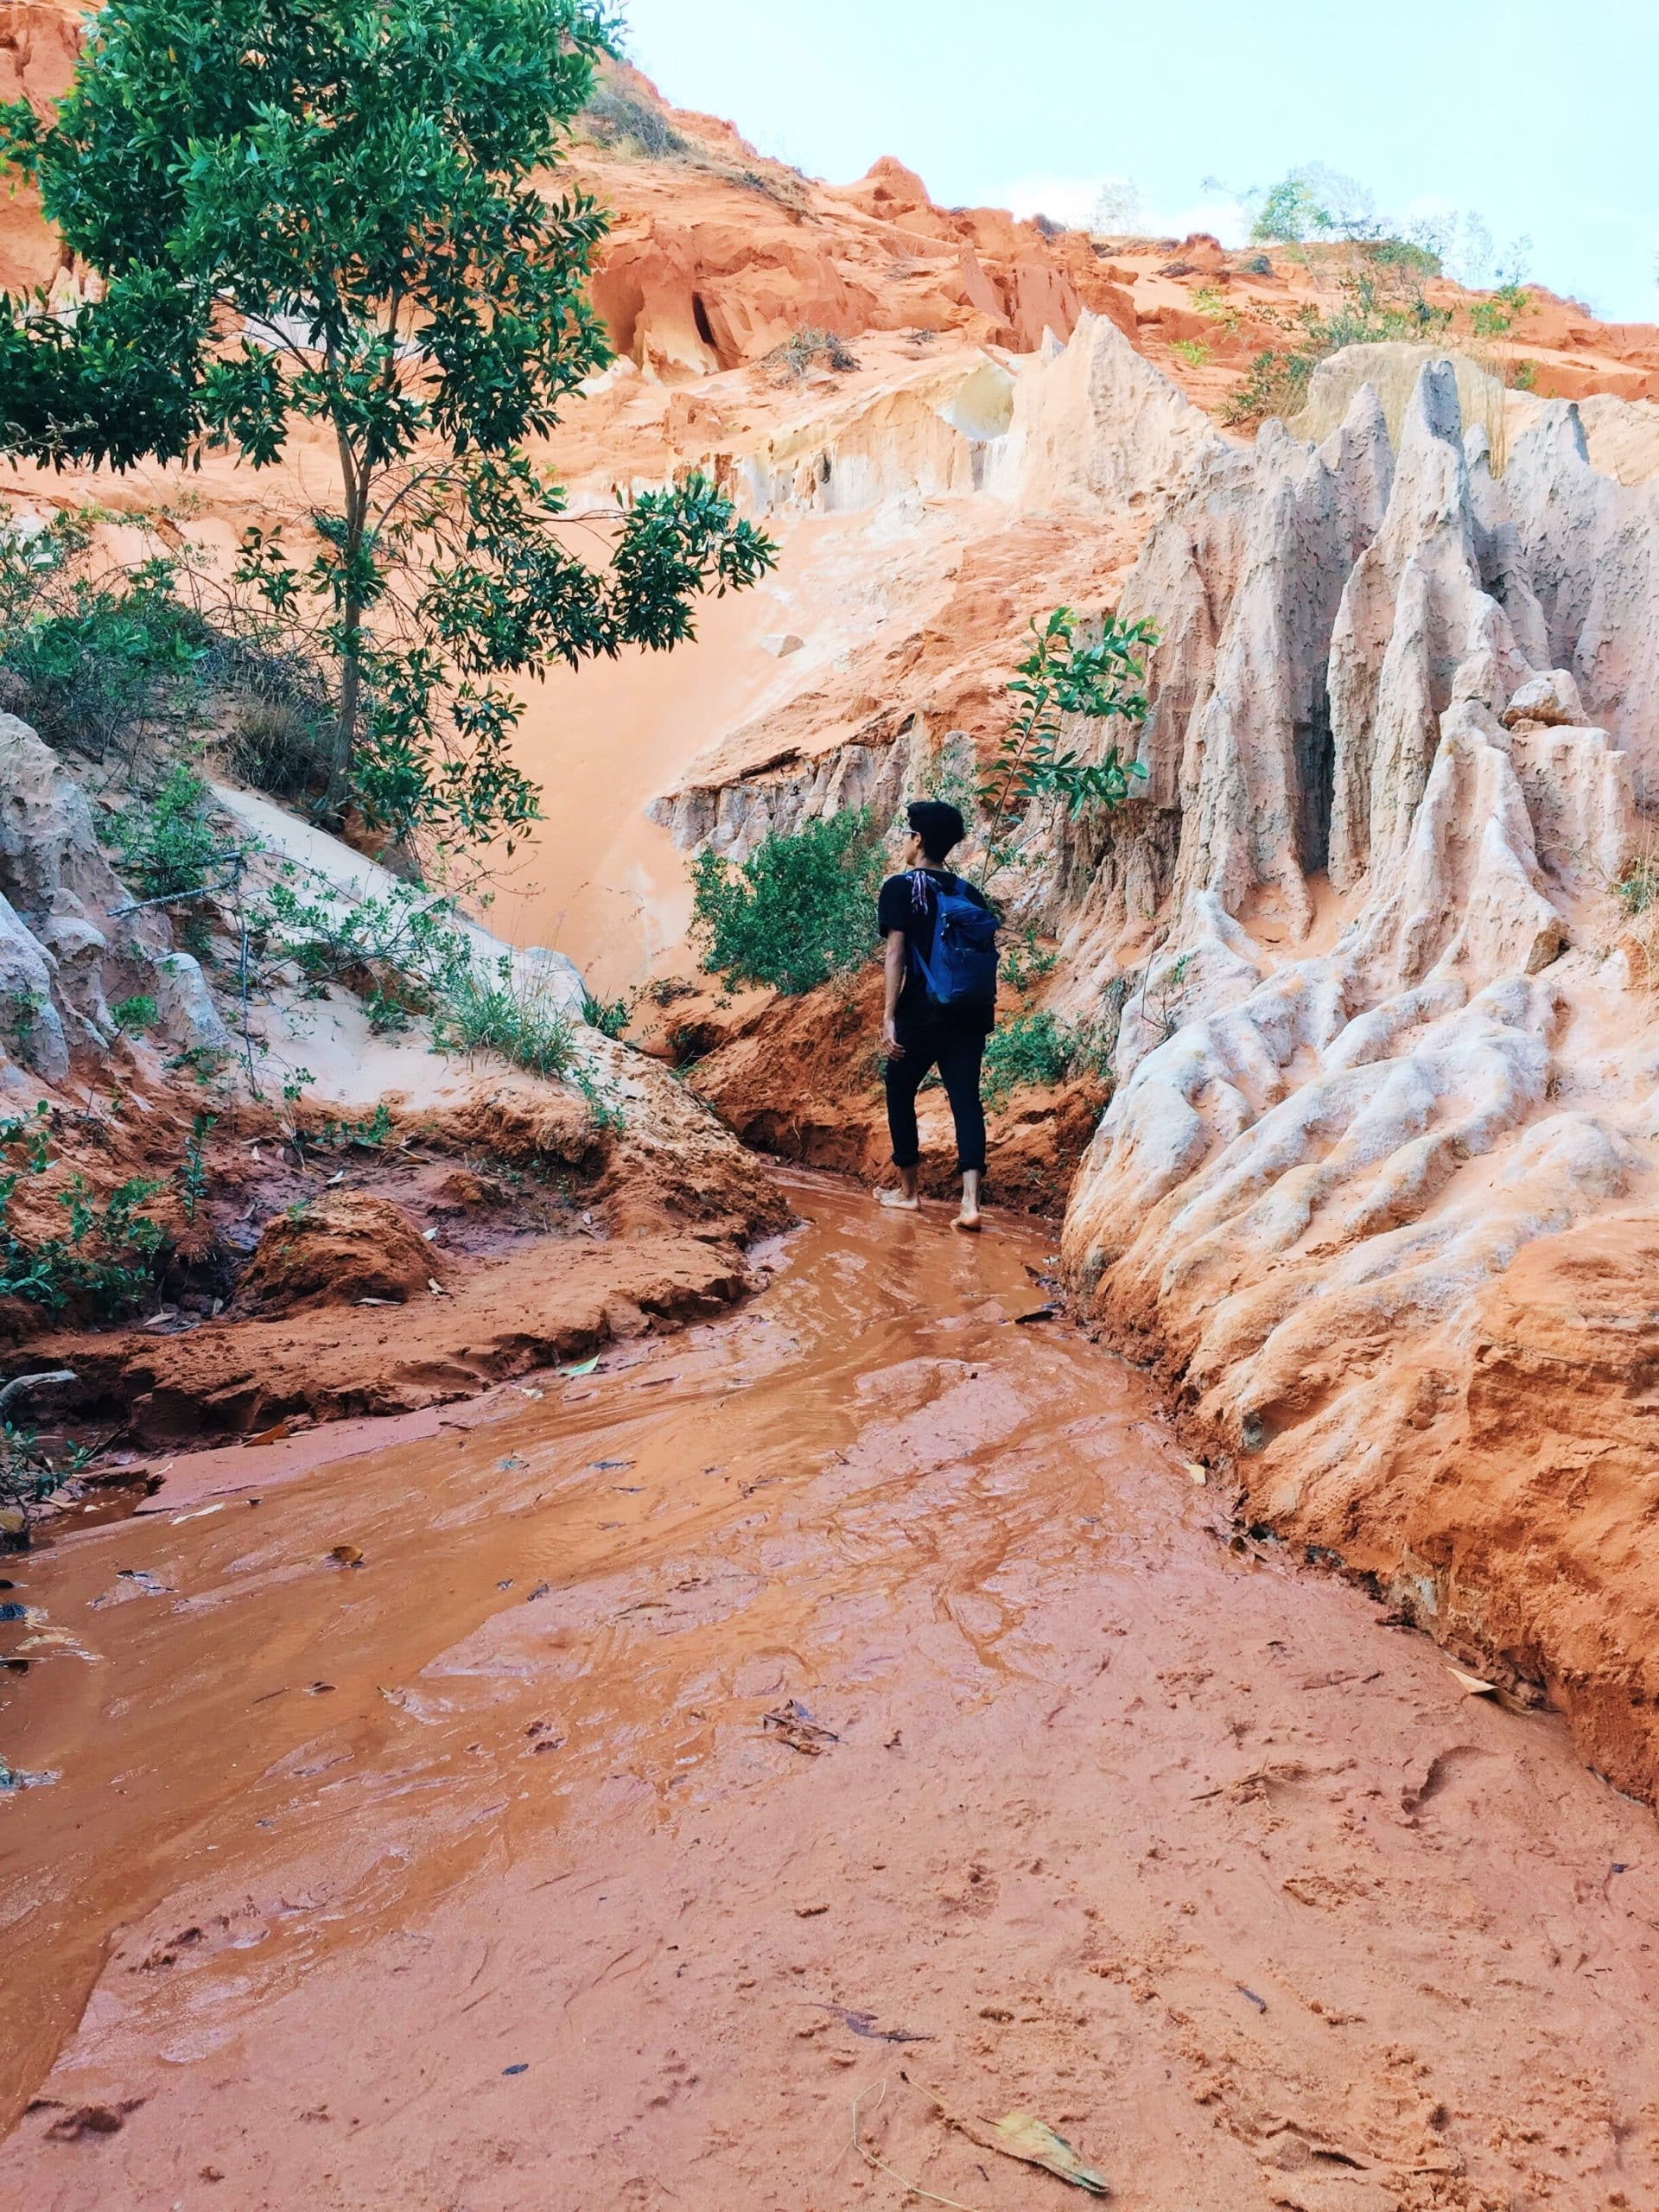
[877, 868, 995, 1036]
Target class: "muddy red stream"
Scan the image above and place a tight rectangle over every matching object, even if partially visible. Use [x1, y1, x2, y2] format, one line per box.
[1, 1173, 1656, 2209]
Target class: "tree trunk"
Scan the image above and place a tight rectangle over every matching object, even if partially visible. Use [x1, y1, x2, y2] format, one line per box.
[325, 410, 369, 822]
[326, 593, 362, 817]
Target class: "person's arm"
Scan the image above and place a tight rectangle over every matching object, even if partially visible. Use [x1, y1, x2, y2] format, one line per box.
[882, 929, 906, 1057]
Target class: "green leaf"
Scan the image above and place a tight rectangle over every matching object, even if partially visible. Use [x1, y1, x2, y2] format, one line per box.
[0, 0, 774, 854]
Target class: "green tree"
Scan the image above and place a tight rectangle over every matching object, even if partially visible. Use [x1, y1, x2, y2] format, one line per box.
[978, 606, 1156, 869]
[0, 0, 774, 854]
[1247, 163, 1377, 246]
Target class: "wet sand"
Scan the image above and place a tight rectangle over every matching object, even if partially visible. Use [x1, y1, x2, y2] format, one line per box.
[1, 1172, 1656, 2209]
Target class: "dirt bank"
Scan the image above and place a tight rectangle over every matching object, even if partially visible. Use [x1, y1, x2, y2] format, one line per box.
[639, 966, 1106, 1217]
[1, 1066, 789, 1475]
[3, 1173, 1655, 2209]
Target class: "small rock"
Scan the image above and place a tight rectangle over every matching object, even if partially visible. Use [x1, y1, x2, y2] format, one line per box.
[1500, 668, 1588, 729]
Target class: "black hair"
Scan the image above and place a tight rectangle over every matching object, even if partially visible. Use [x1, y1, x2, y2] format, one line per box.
[906, 798, 966, 864]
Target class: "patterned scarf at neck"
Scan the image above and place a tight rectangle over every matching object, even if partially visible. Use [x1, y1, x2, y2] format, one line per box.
[908, 868, 942, 912]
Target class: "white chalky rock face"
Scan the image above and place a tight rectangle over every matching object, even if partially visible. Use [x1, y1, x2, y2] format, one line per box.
[984, 307, 1223, 514]
[633, 316, 1659, 1777]
[0, 715, 232, 1078]
[1061, 357, 1658, 1604]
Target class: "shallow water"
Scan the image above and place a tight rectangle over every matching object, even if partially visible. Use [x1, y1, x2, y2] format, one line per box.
[2, 1173, 1656, 2208]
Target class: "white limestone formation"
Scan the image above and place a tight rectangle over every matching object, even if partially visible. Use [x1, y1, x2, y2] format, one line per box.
[655, 319, 1659, 1637]
[1061, 355, 1659, 1581]
[0, 716, 238, 1084]
[633, 307, 1659, 1762]
[984, 308, 1224, 514]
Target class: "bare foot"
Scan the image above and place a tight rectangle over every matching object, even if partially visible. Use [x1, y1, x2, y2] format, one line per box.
[879, 1188, 921, 1211]
[952, 1209, 982, 1234]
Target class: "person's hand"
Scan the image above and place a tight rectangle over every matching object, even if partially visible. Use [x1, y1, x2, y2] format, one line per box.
[881, 1018, 903, 1058]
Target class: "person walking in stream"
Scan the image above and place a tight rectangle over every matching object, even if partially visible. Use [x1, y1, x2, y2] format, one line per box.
[878, 799, 999, 1231]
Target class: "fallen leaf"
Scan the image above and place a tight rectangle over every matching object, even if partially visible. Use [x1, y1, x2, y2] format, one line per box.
[1014, 1306, 1058, 1325]
[328, 1544, 364, 1569]
[427, 1276, 447, 1297]
[982, 2113, 1109, 2195]
[423, 1227, 439, 1242]
[326, 1171, 345, 1186]
[1185, 1460, 1208, 1485]
[1448, 1666, 1497, 1697]
[561, 1356, 601, 1378]
[813, 2002, 934, 2044]
[45, 2102, 139, 2142]
[762, 1699, 839, 1756]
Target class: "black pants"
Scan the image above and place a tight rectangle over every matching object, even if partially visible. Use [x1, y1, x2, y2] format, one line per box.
[885, 1025, 987, 1175]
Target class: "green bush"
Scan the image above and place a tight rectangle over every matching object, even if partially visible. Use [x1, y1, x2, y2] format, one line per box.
[1249, 164, 1378, 246]
[982, 1012, 1112, 1110]
[108, 763, 225, 900]
[0, 1104, 167, 1319]
[1370, 237, 1443, 280]
[0, 526, 209, 761]
[978, 606, 1155, 879]
[252, 868, 474, 1031]
[1001, 928, 1059, 997]
[430, 957, 577, 1079]
[1223, 270, 1452, 429]
[581, 81, 690, 160]
[582, 989, 632, 1039]
[110, 994, 158, 1033]
[2, 1419, 59, 1531]
[248, 868, 618, 1119]
[690, 810, 884, 996]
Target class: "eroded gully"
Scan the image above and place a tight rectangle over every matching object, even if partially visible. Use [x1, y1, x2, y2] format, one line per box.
[1, 1171, 1656, 2211]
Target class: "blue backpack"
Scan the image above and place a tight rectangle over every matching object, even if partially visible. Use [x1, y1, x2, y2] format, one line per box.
[910, 876, 999, 1010]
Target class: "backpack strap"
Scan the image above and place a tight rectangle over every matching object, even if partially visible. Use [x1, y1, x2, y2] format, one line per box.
[907, 875, 972, 1004]
[909, 932, 944, 1001]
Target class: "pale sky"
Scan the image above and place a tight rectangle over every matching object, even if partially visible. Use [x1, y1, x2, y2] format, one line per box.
[619, 0, 1657, 323]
